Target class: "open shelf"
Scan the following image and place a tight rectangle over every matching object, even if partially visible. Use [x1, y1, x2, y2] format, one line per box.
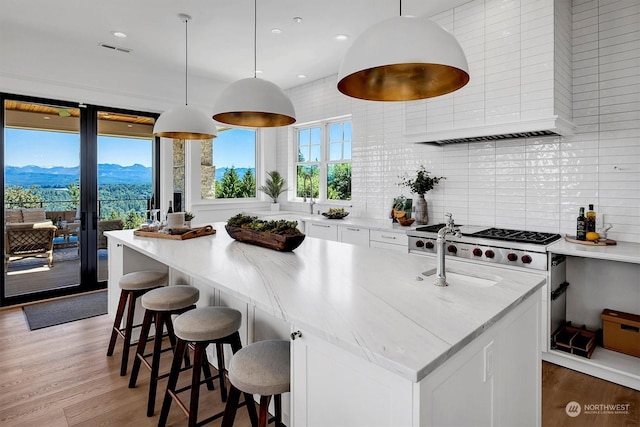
[543, 346, 640, 391]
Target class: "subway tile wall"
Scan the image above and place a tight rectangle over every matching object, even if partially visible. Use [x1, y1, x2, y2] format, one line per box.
[277, 0, 639, 243]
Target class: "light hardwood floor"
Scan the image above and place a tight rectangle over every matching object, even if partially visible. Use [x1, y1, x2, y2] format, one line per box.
[0, 297, 638, 426]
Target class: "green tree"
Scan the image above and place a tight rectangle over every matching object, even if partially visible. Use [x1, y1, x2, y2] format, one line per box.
[67, 182, 80, 209]
[240, 169, 256, 198]
[296, 165, 319, 198]
[124, 209, 144, 229]
[4, 185, 44, 208]
[328, 163, 352, 200]
[216, 166, 242, 198]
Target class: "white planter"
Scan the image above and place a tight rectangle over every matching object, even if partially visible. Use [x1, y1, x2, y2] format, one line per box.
[270, 203, 280, 212]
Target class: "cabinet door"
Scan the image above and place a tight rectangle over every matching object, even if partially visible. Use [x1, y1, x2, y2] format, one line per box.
[306, 222, 338, 241]
[338, 226, 369, 247]
[291, 328, 413, 427]
[107, 239, 124, 318]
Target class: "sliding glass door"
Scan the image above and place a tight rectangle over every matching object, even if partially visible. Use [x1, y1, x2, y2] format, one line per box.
[1, 94, 158, 306]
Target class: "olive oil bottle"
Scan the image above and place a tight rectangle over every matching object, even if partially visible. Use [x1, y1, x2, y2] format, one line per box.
[576, 207, 587, 241]
[586, 204, 596, 233]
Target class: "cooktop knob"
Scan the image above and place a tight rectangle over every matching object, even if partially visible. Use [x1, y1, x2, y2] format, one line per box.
[425, 241, 434, 249]
[507, 253, 518, 262]
[522, 255, 532, 264]
[447, 245, 457, 254]
[472, 248, 483, 257]
[485, 250, 495, 258]
[415, 240, 424, 248]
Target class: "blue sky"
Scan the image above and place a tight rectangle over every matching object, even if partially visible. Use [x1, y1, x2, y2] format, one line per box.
[4, 127, 255, 168]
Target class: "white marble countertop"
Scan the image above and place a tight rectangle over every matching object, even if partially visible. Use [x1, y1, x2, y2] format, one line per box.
[547, 237, 640, 264]
[244, 210, 415, 233]
[107, 226, 545, 382]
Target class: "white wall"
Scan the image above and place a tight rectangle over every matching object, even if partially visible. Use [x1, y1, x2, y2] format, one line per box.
[276, 0, 640, 243]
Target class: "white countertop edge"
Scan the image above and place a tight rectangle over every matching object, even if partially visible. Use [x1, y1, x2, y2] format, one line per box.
[547, 238, 640, 264]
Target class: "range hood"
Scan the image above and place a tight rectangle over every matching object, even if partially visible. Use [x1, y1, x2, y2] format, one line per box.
[408, 116, 575, 146]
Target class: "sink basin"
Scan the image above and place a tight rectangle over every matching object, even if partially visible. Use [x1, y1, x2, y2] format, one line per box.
[421, 268, 502, 288]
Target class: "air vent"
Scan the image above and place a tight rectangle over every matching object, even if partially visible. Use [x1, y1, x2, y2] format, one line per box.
[431, 130, 559, 145]
[99, 43, 132, 53]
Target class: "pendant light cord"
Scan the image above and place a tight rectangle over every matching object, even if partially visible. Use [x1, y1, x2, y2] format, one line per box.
[399, 0, 402, 16]
[184, 17, 189, 106]
[253, 0, 257, 78]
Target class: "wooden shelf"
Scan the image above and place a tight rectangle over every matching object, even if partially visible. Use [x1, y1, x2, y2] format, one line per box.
[543, 347, 640, 391]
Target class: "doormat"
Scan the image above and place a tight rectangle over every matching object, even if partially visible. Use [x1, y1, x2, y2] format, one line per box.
[22, 291, 107, 330]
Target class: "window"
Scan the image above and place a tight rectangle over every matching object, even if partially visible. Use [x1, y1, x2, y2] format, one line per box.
[201, 128, 257, 200]
[296, 119, 351, 201]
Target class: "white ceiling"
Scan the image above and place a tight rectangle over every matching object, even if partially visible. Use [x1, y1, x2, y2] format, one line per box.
[1, 0, 471, 91]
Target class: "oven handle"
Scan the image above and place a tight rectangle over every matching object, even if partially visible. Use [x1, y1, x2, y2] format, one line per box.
[551, 281, 570, 301]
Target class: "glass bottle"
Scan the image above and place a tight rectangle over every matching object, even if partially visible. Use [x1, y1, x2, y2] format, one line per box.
[586, 204, 596, 233]
[576, 207, 587, 241]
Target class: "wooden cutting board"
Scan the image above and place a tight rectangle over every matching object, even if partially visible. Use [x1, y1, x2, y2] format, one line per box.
[134, 225, 216, 240]
[565, 235, 617, 246]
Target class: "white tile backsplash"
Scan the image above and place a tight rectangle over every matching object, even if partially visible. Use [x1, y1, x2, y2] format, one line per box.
[276, 0, 640, 243]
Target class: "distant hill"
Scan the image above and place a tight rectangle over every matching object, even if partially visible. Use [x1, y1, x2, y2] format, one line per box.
[5, 164, 152, 187]
[215, 167, 255, 181]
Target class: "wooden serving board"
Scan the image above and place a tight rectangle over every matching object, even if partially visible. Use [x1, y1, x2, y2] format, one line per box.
[134, 225, 216, 240]
[565, 235, 617, 246]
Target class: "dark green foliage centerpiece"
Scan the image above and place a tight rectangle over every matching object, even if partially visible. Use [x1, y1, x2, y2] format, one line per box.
[225, 214, 305, 251]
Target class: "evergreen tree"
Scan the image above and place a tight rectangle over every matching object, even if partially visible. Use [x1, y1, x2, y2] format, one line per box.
[240, 169, 256, 197]
[216, 166, 242, 198]
[4, 185, 44, 208]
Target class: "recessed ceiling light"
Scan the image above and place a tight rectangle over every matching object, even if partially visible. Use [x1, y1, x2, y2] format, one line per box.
[297, 74, 307, 79]
[293, 17, 302, 23]
[335, 34, 349, 41]
[112, 31, 127, 38]
[271, 28, 282, 34]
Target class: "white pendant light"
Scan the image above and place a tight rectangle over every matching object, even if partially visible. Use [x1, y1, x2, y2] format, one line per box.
[212, 0, 296, 128]
[337, 3, 469, 102]
[153, 14, 217, 140]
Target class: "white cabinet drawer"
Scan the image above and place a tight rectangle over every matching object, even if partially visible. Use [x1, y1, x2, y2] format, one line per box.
[338, 225, 369, 247]
[306, 222, 338, 241]
[370, 240, 408, 253]
[370, 230, 408, 246]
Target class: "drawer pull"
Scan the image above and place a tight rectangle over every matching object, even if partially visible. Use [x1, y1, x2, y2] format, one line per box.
[381, 235, 397, 240]
[347, 227, 360, 231]
[312, 224, 330, 228]
[290, 330, 302, 340]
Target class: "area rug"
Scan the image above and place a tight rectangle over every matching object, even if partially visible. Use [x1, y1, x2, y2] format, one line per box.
[22, 291, 107, 330]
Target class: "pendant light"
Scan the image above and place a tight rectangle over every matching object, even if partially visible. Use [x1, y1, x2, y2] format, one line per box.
[212, 0, 296, 127]
[337, 2, 470, 101]
[153, 14, 217, 139]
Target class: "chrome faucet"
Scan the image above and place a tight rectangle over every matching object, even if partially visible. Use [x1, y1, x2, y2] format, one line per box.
[434, 213, 461, 287]
[302, 174, 315, 214]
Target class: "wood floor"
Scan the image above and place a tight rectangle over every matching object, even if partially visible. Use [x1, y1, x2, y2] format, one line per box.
[0, 297, 638, 427]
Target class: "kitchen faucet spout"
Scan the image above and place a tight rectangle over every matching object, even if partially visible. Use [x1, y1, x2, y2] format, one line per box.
[302, 174, 315, 214]
[434, 213, 461, 287]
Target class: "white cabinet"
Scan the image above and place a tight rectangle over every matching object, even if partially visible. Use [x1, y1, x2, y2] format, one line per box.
[338, 225, 369, 247]
[291, 291, 541, 426]
[369, 229, 408, 253]
[306, 222, 337, 241]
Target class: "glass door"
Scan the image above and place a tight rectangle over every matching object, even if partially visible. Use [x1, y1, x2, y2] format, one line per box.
[2, 98, 82, 301]
[1, 95, 158, 306]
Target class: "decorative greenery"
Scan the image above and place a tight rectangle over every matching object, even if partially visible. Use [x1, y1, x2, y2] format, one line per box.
[258, 170, 288, 203]
[398, 166, 445, 195]
[184, 211, 195, 221]
[227, 213, 301, 236]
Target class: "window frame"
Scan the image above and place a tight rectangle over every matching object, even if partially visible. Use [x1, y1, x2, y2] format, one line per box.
[293, 115, 352, 204]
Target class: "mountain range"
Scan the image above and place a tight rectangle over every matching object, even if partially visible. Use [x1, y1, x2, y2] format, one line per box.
[5, 164, 151, 187]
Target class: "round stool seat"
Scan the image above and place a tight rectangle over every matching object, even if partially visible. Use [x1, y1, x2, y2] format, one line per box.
[119, 270, 168, 290]
[141, 286, 199, 311]
[174, 306, 242, 342]
[228, 340, 290, 396]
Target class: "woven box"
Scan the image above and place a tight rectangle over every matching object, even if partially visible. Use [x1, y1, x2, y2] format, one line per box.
[601, 309, 640, 358]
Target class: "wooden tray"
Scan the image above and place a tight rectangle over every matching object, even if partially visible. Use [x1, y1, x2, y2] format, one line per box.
[225, 225, 305, 251]
[134, 225, 216, 240]
[565, 236, 617, 246]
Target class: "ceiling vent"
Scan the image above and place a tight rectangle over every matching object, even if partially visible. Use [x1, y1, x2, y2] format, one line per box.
[99, 43, 132, 54]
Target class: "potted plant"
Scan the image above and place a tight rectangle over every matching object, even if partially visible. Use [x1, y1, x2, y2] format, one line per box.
[398, 166, 445, 225]
[184, 211, 195, 228]
[258, 170, 288, 211]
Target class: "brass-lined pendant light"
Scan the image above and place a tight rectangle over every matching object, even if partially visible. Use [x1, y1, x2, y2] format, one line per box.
[337, 1, 470, 101]
[153, 14, 217, 139]
[212, 0, 296, 127]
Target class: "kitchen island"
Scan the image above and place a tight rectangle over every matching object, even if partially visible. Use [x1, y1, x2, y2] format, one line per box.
[106, 226, 546, 426]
